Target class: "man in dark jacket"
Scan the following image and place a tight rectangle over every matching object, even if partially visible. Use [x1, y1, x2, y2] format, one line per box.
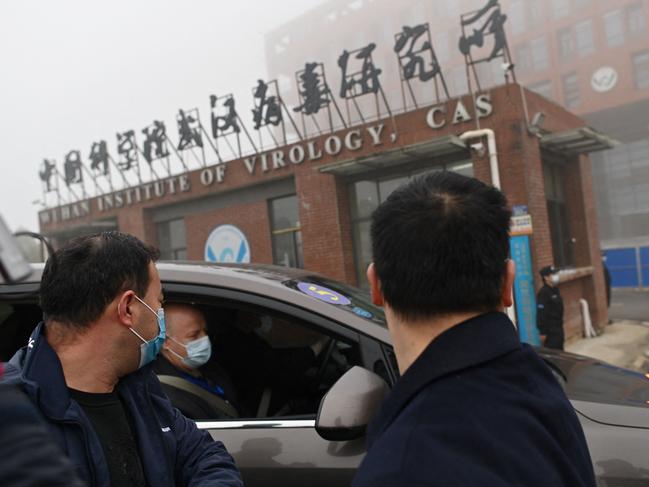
[2, 232, 242, 487]
[355, 172, 595, 486]
[537, 265, 565, 350]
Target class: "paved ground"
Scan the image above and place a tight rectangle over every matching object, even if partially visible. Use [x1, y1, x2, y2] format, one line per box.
[609, 289, 649, 322]
[566, 320, 649, 372]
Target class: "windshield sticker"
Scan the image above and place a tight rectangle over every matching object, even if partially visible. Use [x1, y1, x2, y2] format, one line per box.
[297, 282, 351, 306]
[352, 306, 373, 319]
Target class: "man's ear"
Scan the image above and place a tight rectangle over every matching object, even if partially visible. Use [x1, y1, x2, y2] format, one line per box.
[366, 263, 384, 307]
[501, 259, 516, 308]
[117, 291, 136, 327]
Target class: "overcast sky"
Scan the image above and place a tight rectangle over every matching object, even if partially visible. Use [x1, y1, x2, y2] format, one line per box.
[0, 0, 325, 232]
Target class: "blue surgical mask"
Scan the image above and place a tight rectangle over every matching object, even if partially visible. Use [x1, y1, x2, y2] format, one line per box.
[130, 295, 166, 369]
[169, 335, 212, 369]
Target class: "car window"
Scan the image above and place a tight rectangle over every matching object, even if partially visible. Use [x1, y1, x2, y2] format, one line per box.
[0, 300, 42, 361]
[157, 293, 363, 422]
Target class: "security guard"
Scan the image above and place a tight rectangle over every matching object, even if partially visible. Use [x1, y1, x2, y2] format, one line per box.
[537, 265, 565, 350]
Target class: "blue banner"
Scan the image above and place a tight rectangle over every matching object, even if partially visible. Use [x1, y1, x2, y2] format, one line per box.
[510, 235, 540, 345]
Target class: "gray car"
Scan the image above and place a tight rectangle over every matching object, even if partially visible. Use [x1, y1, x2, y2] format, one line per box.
[1, 262, 648, 486]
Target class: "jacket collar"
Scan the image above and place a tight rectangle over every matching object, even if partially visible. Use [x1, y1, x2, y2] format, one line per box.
[368, 312, 521, 445]
[13, 322, 151, 421]
[16, 322, 77, 420]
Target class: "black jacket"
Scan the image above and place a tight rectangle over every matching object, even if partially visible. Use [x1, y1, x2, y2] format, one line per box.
[352, 312, 596, 487]
[537, 283, 565, 349]
[2, 323, 243, 487]
[0, 383, 85, 487]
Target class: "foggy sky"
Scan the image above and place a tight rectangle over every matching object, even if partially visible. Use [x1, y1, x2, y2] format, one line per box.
[0, 0, 325, 232]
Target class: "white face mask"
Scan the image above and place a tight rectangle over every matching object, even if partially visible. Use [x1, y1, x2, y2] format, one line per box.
[550, 274, 560, 286]
[168, 335, 212, 369]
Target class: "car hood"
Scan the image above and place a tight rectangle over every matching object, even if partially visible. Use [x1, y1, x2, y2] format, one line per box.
[539, 348, 649, 428]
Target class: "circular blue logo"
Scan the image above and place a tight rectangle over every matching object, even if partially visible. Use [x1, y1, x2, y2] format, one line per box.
[204, 225, 250, 263]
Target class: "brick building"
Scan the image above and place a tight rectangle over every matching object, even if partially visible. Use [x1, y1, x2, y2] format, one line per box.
[38, 83, 613, 343]
[265, 0, 649, 288]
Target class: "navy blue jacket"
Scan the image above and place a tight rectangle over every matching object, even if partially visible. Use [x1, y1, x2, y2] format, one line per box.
[352, 312, 596, 487]
[2, 323, 243, 487]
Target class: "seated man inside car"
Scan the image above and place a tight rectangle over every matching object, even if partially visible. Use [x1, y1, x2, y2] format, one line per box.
[153, 303, 245, 417]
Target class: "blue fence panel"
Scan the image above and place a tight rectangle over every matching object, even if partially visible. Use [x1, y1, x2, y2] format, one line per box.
[641, 247, 649, 287]
[604, 248, 639, 288]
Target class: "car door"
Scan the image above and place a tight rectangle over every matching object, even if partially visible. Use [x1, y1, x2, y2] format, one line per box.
[164, 282, 393, 487]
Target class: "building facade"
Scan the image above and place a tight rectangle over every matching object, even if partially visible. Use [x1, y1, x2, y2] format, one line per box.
[39, 84, 611, 342]
[265, 0, 649, 288]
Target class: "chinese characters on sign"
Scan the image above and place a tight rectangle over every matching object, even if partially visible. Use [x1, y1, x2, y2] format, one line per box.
[294, 63, 330, 116]
[38, 2, 515, 205]
[142, 121, 169, 163]
[176, 109, 204, 151]
[394, 23, 449, 104]
[338, 43, 382, 99]
[116, 130, 138, 172]
[89, 141, 110, 176]
[459, 0, 515, 89]
[211, 95, 241, 138]
[39, 159, 56, 192]
[63, 150, 83, 186]
[252, 80, 282, 130]
[395, 24, 439, 82]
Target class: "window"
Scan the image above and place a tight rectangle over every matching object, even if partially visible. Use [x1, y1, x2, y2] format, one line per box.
[509, 0, 526, 35]
[627, 2, 646, 37]
[269, 195, 303, 268]
[157, 290, 366, 420]
[528, 0, 544, 24]
[543, 163, 574, 267]
[349, 162, 473, 287]
[530, 37, 549, 70]
[515, 43, 533, 73]
[633, 50, 649, 89]
[528, 80, 553, 100]
[562, 72, 580, 109]
[557, 28, 574, 61]
[517, 38, 548, 72]
[552, 0, 570, 19]
[157, 218, 187, 260]
[575, 20, 594, 57]
[604, 10, 625, 47]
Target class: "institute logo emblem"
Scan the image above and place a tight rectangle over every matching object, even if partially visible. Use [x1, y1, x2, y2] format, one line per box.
[204, 224, 250, 263]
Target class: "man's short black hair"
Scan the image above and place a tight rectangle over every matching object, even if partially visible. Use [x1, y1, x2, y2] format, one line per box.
[40, 231, 160, 329]
[370, 171, 512, 321]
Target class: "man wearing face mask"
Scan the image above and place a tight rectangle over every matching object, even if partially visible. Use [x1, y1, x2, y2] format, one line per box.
[1, 232, 242, 487]
[153, 304, 244, 418]
[537, 265, 565, 350]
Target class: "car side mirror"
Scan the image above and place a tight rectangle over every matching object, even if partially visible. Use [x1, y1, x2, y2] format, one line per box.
[315, 366, 389, 441]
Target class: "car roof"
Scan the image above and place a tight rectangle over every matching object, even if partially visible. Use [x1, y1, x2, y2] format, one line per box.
[3, 261, 392, 343]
